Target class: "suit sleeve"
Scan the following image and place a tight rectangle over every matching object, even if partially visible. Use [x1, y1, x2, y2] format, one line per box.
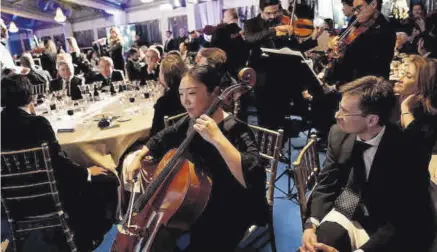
[244, 20, 276, 44]
[37, 117, 88, 183]
[305, 126, 343, 221]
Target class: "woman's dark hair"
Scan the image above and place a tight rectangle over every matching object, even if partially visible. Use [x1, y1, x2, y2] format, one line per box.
[160, 55, 187, 90]
[341, 0, 353, 7]
[185, 65, 222, 93]
[1, 74, 33, 108]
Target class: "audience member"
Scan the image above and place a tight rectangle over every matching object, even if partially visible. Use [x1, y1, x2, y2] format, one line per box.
[126, 48, 143, 81]
[94, 56, 124, 90]
[394, 55, 437, 160]
[19, 53, 51, 87]
[300, 76, 435, 252]
[1, 74, 117, 250]
[141, 47, 160, 82]
[149, 55, 187, 136]
[417, 32, 437, 59]
[49, 61, 83, 100]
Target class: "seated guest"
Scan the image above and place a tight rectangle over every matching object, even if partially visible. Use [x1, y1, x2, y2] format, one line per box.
[67, 37, 90, 75]
[20, 53, 51, 87]
[49, 61, 83, 100]
[1, 74, 116, 250]
[395, 31, 415, 55]
[151, 44, 164, 62]
[94, 56, 124, 89]
[149, 54, 186, 136]
[141, 47, 160, 82]
[300, 76, 435, 252]
[139, 45, 148, 62]
[167, 50, 182, 58]
[196, 47, 236, 89]
[394, 55, 437, 160]
[418, 32, 437, 59]
[126, 48, 143, 81]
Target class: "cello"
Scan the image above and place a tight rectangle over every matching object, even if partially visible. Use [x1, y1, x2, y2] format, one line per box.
[111, 68, 256, 252]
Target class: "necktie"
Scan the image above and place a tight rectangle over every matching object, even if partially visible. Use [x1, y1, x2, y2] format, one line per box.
[333, 141, 372, 219]
[65, 79, 71, 96]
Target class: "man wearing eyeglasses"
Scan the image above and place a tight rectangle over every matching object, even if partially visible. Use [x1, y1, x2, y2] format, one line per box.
[323, 0, 395, 91]
[299, 76, 435, 252]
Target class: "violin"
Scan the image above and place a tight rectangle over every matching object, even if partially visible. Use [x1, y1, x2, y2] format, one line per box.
[111, 68, 256, 252]
[276, 0, 314, 38]
[320, 0, 377, 85]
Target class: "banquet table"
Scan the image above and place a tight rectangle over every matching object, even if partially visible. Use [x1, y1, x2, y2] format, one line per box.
[40, 93, 154, 173]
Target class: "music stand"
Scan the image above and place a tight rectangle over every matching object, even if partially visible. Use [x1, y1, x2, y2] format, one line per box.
[260, 47, 322, 201]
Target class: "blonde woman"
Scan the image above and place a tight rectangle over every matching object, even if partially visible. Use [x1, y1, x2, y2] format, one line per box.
[109, 27, 125, 72]
[41, 39, 58, 78]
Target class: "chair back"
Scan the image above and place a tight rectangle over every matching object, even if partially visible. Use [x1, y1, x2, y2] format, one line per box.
[31, 84, 46, 96]
[164, 112, 188, 129]
[248, 125, 284, 207]
[292, 134, 320, 227]
[1, 143, 77, 252]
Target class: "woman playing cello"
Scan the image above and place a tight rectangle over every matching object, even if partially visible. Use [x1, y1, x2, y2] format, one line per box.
[123, 65, 267, 251]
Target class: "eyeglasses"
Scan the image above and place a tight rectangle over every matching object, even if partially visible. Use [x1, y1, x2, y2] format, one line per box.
[336, 106, 364, 118]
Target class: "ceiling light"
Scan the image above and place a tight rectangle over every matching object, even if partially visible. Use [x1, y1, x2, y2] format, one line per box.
[141, 0, 154, 3]
[9, 21, 18, 33]
[54, 7, 66, 23]
[159, 3, 173, 11]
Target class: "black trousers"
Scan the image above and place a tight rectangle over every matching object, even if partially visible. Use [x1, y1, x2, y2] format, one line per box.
[316, 221, 353, 252]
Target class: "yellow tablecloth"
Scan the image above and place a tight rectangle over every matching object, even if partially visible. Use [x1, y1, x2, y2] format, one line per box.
[45, 95, 154, 173]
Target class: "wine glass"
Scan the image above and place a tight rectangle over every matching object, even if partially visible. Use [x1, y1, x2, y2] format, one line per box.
[112, 81, 120, 94]
[125, 91, 138, 115]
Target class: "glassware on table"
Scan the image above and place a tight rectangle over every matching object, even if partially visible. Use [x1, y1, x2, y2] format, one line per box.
[112, 81, 121, 94]
[64, 97, 75, 117]
[124, 91, 138, 116]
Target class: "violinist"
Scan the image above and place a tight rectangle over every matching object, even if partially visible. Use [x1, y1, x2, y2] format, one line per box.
[321, 0, 395, 91]
[124, 66, 267, 252]
[244, 0, 323, 129]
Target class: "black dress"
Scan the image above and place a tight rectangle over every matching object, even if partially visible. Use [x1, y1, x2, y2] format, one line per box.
[149, 88, 184, 137]
[145, 114, 267, 251]
[109, 41, 125, 73]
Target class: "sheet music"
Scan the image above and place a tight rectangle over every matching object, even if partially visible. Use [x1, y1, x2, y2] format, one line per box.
[261, 47, 323, 86]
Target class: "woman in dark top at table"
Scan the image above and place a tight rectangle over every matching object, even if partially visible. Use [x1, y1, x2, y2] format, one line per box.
[108, 27, 125, 73]
[124, 65, 267, 252]
[394, 55, 437, 160]
[149, 54, 186, 137]
[40, 39, 58, 79]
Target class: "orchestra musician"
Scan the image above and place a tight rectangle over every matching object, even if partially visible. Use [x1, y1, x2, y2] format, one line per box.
[302, 0, 396, 146]
[244, 0, 323, 129]
[123, 65, 267, 252]
[320, 0, 396, 91]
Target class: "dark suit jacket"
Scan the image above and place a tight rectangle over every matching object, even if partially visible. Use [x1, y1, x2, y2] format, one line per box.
[126, 59, 143, 81]
[307, 124, 435, 252]
[49, 76, 83, 100]
[93, 70, 125, 89]
[164, 38, 178, 52]
[0, 107, 88, 209]
[327, 14, 396, 86]
[140, 64, 160, 82]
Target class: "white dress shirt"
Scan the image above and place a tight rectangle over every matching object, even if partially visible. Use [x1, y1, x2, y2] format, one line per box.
[356, 126, 386, 180]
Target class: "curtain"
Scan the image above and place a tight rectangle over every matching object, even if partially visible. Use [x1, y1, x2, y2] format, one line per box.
[73, 29, 94, 48]
[97, 27, 107, 40]
[422, 0, 437, 12]
[168, 15, 188, 37]
[233, 6, 260, 28]
[135, 19, 162, 45]
[53, 34, 66, 52]
[195, 1, 222, 29]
